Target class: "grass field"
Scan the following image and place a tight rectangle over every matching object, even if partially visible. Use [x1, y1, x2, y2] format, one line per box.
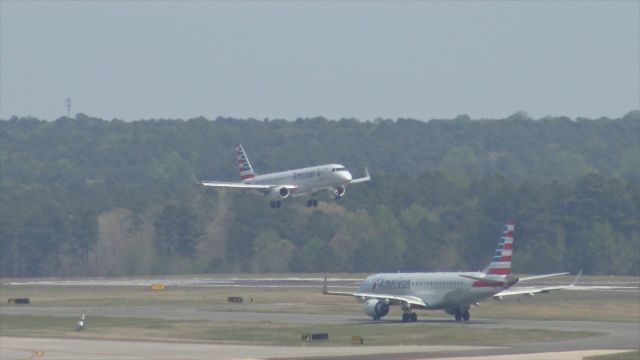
[0, 314, 602, 346]
[1, 276, 638, 322]
[0, 274, 637, 346]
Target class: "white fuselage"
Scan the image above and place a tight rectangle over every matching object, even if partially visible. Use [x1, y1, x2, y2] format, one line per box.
[245, 163, 352, 196]
[359, 272, 506, 310]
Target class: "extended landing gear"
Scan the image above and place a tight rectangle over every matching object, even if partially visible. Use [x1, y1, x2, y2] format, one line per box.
[306, 199, 318, 207]
[402, 312, 418, 322]
[270, 201, 282, 209]
[453, 308, 470, 321]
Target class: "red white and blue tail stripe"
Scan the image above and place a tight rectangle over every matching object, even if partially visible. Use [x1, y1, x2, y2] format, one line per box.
[483, 220, 515, 275]
[235, 144, 255, 181]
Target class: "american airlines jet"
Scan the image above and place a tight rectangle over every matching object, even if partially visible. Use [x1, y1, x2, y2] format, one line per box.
[323, 220, 581, 322]
[201, 144, 371, 208]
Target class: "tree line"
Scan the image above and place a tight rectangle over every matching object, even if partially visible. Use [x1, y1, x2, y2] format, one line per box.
[0, 111, 638, 277]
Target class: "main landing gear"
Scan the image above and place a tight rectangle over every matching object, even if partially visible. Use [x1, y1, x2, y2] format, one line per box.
[306, 199, 318, 207]
[269, 201, 281, 209]
[402, 312, 418, 322]
[453, 308, 470, 321]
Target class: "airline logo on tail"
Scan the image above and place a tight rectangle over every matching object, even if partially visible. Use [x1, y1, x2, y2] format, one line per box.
[484, 220, 515, 275]
[236, 144, 255, 181]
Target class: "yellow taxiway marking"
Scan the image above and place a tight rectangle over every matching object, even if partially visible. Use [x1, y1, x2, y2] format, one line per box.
[5, 347, 44, 360]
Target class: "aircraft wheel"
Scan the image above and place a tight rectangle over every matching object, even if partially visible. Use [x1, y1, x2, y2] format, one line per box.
[462, 310, 470, 321]
[276, 201, 281, 208]
[410, 312, 417, 322]
[306, 200, 312, 207]
[270, 201, 276, 209]
[313, 199, 318, 207]
[454, 309, 462, 321]
[402, 313, 410, 322]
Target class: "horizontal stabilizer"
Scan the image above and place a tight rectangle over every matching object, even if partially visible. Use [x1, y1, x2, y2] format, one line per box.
[459, 274, 504, 285]
[519, 272, 569, 282]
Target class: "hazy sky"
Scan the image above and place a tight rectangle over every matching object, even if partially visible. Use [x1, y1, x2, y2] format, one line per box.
[1, 1, 638, 121]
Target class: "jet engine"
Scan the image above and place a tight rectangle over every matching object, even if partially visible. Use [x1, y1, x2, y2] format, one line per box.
[270, 186, 290, 199]
[362, 299, 389, 319]
[334, 185, 346, 199]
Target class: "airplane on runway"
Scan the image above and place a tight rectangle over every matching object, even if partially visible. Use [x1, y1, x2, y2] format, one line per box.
[323, 220, 581, 322]
[201, 144, 371, 208]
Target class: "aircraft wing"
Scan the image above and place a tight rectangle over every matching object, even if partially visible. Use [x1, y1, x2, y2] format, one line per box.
[322, 279, 426, 307]
[324, 290, 427, 307]
[355, 292, 427, 307]
[201, 181, 297, 191]
[350, 167, 371, 184]
[493, 271, 582, 299]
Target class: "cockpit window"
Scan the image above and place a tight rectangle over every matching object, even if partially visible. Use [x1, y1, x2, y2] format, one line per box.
[333, 167, 347, 172]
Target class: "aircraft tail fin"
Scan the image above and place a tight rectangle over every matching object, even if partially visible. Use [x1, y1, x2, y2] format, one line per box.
[483, 220, 515, 276]
[235, 144, 255, 181]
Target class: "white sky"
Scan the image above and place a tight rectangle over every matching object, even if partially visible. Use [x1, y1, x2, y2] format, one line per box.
[1, 1, 638, 121]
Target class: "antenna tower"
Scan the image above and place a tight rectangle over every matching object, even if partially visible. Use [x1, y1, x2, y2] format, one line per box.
[65, 98, 72, 117]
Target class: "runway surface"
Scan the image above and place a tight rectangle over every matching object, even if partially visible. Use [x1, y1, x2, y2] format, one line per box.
[0, 337, 499, 360]
[1, 336, 634, 360]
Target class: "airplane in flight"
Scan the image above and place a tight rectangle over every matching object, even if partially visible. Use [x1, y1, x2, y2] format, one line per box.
[201, 144, 371, 208]
[323, 220, 581, 322]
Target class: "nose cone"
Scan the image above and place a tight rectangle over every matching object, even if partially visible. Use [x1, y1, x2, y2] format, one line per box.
[343, 170, 353, 182]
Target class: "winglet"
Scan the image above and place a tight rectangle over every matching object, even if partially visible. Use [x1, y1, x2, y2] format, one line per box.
[570, 270, 583, 287]
[350, 167, 371, 184]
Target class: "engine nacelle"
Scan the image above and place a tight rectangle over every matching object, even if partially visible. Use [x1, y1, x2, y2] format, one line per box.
[334, 185, 346, 199]
[270, 186, 290, 199]
[362, 299, 389, 319]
